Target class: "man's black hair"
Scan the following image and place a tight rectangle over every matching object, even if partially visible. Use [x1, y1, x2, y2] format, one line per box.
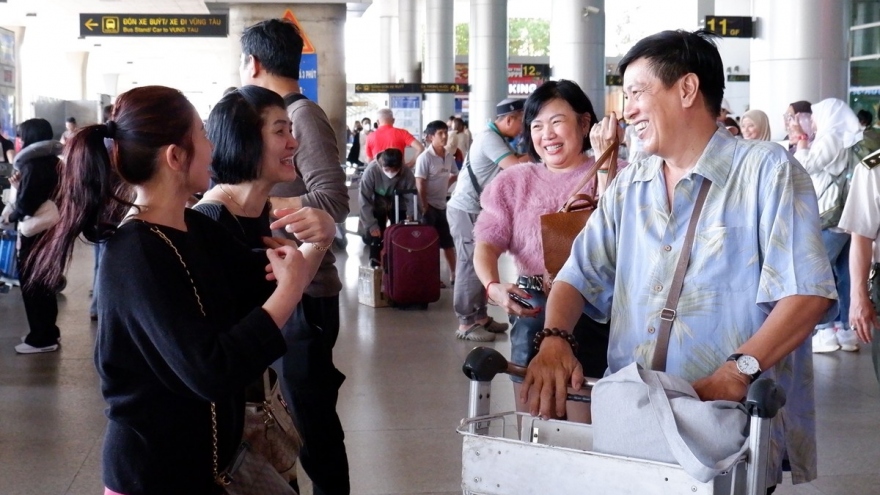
[522, 79, 598, 163]
[377, 148, 403, 169]
[858, 109, 873, 128]
[65, 117, 76, 124]
[19, 118, 54, 148]
[424, 120, 448, 137]
[207, 85, 287, 184]
[618, 29, 725, 117]
[240, 19, 304, 80]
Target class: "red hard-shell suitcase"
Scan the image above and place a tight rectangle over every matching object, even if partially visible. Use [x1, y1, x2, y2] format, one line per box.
[382, 191, 441, 307]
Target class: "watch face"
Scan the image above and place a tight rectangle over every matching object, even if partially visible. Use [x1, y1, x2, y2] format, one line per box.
[736, 355, 760, 375]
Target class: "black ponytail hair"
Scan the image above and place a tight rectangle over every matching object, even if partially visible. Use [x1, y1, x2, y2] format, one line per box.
[26, 86, 197, 291]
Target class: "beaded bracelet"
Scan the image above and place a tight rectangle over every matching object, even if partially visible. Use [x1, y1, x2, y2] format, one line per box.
[533, 327, 579, 353]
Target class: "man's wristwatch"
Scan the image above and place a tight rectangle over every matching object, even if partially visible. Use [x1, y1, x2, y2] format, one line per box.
[726, 353, 762, 383]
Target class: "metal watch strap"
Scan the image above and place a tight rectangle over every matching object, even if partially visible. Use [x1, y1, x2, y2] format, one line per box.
[650, 178, 713, 372]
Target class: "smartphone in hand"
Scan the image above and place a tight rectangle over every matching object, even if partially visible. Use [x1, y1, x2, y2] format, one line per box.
[509, 292, 533, 310]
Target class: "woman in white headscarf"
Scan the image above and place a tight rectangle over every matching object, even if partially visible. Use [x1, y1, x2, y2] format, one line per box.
[740, 109, 771, 141]
[794, 98, 863, 353]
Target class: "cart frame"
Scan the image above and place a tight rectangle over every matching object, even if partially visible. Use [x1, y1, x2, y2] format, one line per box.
[459, 347, 785, 495]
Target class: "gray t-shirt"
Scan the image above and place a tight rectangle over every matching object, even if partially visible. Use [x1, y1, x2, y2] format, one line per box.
[447, 122, 515, 214]
[269, 96, 349, 298]
[414, 146, 457, 210]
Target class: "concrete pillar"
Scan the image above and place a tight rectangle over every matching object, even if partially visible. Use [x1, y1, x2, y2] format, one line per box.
[423, 0, 454, 123]
[751, 0, 849, 140]
[469, 0, 507, 130]
[10, 26, 25, 124]
[377, 0, 396, 82]
[101, 74, 120, 97]
[397, 0, 419, 82]
[64, 51, 89, 101]
[228, 4, 348, 162]
[550, 0, 605, 117]
[707, 0, 752, 118]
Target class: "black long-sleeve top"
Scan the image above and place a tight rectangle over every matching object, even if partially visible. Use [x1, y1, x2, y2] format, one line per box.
[96, 209, 285, 494]
[9, 140, 60, 222]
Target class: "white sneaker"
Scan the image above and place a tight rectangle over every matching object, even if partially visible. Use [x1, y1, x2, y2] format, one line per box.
[812, 328, 840, 353]
[837, 328, 860, 352]
[15, 342, 59, 354]
[21, 336, 61, 344]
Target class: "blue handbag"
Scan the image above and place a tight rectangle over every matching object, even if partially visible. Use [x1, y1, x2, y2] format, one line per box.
[0, 229, 18, 280]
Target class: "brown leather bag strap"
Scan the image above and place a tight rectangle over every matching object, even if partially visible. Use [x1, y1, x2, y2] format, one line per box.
[650, 177, 713, 372]
[560, 137, 619, 212]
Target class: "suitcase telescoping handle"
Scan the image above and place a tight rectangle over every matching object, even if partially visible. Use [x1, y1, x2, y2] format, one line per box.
[394, 189, 419, 224]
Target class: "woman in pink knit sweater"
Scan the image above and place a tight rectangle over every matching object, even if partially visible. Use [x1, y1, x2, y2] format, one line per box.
[474, 80, 620, 420]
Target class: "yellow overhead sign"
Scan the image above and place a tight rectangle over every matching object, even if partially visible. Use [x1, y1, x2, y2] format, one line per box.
[79, 14, 228, 38]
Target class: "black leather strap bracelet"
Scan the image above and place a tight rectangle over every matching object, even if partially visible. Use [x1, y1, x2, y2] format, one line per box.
[534, 327, 579, 354]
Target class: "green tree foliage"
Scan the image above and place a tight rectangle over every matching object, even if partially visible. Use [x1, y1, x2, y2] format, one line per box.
[454, 19, 550, 56]
[455, 23, 469, 55]
[509, 18, 550, 56]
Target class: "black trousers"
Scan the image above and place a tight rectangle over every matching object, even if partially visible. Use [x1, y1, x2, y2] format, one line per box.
[19, 234, 59, 347]
[276, 294, 349, 495]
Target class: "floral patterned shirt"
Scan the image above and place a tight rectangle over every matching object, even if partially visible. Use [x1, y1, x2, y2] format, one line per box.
[558, 128, 837, 484]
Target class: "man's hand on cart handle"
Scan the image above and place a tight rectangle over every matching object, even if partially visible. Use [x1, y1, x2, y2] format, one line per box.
[521, 336, 584, 418]
[691, 361, 750, 402]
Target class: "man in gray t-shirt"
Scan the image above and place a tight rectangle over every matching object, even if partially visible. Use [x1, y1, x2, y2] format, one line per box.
[447, 98, 530, 341]
[416, 120, 459, 286]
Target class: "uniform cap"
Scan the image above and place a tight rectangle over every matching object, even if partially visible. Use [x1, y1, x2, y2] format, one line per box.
[496, 98, 525, 117]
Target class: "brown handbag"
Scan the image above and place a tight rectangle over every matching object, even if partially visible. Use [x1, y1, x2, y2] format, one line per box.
[241, 368, 302, 482]
[540, 138, 619, 280]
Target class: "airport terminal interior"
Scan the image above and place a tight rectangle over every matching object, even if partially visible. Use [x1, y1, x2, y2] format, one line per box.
[0, 238, 879, 494]
[2, 0, 880, 494]
[0, 237, 878, 495]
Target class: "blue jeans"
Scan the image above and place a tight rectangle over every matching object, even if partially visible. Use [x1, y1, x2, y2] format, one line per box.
[508, 287, 609, 383]
[90, 243, 104, 316]
[821, 229, 850, 325]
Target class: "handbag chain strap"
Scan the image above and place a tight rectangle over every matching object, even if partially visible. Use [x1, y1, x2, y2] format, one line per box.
[147, 226, 228, 486]
[650, 178, 713, 372]
[560, 135, 619, 212]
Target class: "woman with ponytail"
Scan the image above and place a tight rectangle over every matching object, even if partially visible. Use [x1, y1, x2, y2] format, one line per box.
[28, 85, 318, 494]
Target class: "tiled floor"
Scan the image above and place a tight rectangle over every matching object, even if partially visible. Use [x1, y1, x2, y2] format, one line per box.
[1, 233, 878, 495]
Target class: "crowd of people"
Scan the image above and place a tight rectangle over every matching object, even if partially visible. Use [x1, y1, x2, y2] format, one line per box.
[3, 21, 880, 495]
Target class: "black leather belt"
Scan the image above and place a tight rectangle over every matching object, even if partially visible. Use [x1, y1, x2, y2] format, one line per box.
[516, 275, 544, 292]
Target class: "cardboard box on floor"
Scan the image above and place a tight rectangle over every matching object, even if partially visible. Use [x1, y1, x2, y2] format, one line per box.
[358, 266, 389, 307]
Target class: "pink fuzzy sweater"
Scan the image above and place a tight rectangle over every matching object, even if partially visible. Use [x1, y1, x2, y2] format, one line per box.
[474, 158, 612, 276]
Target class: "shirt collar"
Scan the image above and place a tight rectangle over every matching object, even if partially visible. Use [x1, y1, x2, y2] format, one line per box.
[487, 122, 503, 137]
[631, 127, 734, 188]
[426, 145, 442, 158]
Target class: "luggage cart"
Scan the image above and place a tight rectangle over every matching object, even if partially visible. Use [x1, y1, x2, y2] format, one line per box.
[459, 347, 785, 495]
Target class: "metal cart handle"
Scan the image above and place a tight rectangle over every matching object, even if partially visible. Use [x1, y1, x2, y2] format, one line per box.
[462, 346, 596, 403]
